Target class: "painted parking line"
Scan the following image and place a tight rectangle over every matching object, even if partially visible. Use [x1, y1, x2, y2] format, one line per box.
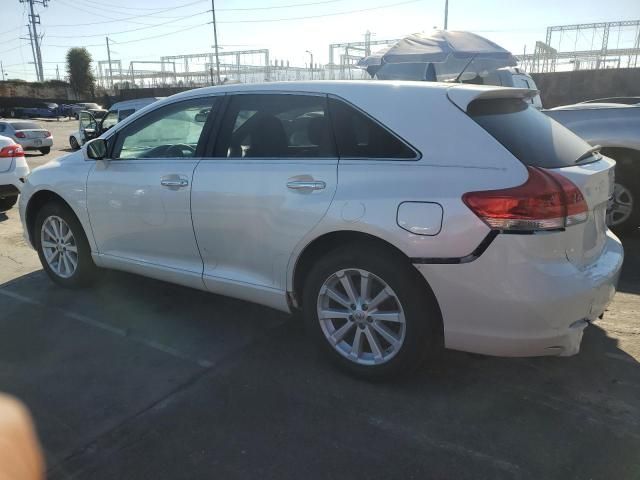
[0, 288, 214, 368]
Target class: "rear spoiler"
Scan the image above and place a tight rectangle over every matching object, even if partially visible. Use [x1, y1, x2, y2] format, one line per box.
[446, 86, 539, 112]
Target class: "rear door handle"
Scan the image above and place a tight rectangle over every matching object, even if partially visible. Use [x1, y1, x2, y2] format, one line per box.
[161, 176, 189, 188]
[286, 180, 326, 191]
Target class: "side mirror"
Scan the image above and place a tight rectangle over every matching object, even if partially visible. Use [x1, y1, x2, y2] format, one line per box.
[86, 138, 107, 160]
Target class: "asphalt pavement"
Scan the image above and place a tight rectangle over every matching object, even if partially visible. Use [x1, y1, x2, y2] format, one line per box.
[0, 119, 639, 479]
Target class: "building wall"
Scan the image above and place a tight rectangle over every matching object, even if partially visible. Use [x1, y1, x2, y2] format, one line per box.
[531, 68, 640, 108]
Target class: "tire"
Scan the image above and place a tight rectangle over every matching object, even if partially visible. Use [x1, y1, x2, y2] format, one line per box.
[0, 196, 17, 212]
[69, 136, 79, 150]
[73, 113, 79, 120]
[302, 244, 442, 379]
[34, 202, 98, 288]
[39, 147, 51, 155]
[608, 178, 640, 235]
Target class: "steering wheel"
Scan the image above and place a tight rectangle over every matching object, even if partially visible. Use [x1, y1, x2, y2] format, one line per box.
[166, 143, 196, 157]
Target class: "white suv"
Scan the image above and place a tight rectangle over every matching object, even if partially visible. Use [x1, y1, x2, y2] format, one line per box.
[18, 81, 623, 378]
[0, 135, 29, 212]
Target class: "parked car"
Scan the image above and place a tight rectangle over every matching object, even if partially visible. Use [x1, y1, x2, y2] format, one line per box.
[69, 98, 160, 149]
[68, 108, 108, 150]
[0, 120, 52, 155]
[70, 103, 102, 119]
[0, 135, 29, 212]
[16, 102, 59, 119]
[19, 81, 623, 378]
[545, 102, 640, 233]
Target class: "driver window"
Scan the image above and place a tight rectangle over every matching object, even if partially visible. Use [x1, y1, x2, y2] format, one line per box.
[112, 98, 215, 160]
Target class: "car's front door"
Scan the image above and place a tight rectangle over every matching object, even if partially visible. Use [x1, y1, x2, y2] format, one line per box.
[191, 93, 338, 306]
[79, 111, 98, 144]
[86, 96, 218, 286]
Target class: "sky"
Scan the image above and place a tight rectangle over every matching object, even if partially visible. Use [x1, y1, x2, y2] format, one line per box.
[1, 0, 639, 82]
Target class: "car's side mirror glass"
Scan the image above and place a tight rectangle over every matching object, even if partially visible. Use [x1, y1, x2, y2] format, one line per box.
[195, 112, 209, 123]
[86, 138, 107, 160]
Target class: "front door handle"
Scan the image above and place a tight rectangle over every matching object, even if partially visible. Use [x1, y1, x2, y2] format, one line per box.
[161, 177, 189, 188]
[286, 180, 326, 191]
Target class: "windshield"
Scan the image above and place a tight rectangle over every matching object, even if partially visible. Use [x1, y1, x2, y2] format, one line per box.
[9, 121, 40, 130]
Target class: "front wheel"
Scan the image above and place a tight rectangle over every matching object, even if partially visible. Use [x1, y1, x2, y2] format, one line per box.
[303, 245, 442, 379]
[69, 136, 79, 150]
[34, 202, 98, 288]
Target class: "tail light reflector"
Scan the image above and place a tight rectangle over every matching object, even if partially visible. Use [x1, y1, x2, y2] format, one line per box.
[462, 167, 588, 232]
[15, 131, 26, 138]
[0, 144, 25, 158]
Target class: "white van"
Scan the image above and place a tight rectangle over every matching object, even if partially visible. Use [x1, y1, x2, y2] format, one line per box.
[69, 98, 162, 149]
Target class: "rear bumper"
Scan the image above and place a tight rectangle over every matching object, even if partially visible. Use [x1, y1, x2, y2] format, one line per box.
[415, 230, 623, 357]
[18, 138, 53, 150]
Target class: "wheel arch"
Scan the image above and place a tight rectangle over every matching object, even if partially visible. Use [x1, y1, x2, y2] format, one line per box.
[25, 190, 80, 247]
[290, 230, 443, 323]
[600, 147, 640, 174]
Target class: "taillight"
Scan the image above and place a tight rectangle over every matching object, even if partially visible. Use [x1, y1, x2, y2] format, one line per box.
[0, 144, 25, 158]
[44, 131, 51, 138]
[462, 167, 588, 232]
[15, 131, 26, 138]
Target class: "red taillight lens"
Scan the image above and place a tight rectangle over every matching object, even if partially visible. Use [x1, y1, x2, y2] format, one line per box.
[44, 131, 51, 138]
[462, 167, 588, 232]
[0, 145, 25, 158]
[15, 131, 26, 138]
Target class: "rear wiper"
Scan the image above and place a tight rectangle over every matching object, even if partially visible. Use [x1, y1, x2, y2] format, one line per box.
[575, 145, 602, 164]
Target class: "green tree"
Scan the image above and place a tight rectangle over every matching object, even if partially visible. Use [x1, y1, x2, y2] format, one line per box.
[66, 48, 95, 98]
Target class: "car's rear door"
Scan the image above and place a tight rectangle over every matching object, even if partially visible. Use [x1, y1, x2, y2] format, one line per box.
[86, 96, 219, 287]
[191, 92, 338, 306]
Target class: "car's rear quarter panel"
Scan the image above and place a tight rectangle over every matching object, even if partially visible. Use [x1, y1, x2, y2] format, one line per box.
[288, 84, 530, 288]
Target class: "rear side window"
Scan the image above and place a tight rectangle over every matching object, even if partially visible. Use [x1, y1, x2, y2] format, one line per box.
[468, 98, 591, 168]
[328, 98, 416, 159]
[215, 94, 335, 158]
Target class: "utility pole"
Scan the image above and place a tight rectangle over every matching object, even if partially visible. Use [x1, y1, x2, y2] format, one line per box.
[106, 37, 114, 89]
[20, 0, 47, 82]
[55, 64, 59, 80]
[23, 22, 39, 80]
[306, 50, 313, 80]
[444, 0, 449, 30]
[1, 61, 5, 81]
[210, 0, 221, 84]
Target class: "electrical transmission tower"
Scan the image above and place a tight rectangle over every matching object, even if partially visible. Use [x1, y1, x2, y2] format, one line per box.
[19, 0, 48, 82]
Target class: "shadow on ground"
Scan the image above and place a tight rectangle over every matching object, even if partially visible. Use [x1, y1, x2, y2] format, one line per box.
[0, 231, 638, 479]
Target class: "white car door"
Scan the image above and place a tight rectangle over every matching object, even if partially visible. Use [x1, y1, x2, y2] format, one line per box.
[86, 96, 218, 287]
[191, 93, 338, 308]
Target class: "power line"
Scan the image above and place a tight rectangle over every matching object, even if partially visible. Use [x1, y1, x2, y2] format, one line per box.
[44, 22, 211, 48]
[216, 0, 423, 23]
[45, 10, 211, 38]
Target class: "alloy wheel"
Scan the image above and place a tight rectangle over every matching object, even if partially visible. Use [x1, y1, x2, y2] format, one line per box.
[317, 268, 406, 366]
[40, 215, 78, 279]
[607, 182, 634, 227]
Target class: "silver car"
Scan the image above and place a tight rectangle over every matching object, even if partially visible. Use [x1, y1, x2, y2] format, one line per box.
[19, 81, 623, 378]
[0, 120, 53, 155]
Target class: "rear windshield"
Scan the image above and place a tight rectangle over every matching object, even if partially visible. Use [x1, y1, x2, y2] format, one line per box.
[10, 121, 40, 130]
[468, 98, 592, 168]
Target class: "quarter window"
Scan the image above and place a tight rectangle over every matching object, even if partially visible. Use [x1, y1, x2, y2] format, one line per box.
[328, 98, 416, 159]
[215, 94, 335, 158]
[112, 98, 215, 159]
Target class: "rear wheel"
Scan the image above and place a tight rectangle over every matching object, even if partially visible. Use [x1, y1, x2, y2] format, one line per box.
[34, 202, 98, 288]
[303, 245, 442, 379]
[39, 147, 50, 155]
[0, 196, 17, 212]
[69, 136, 79, 150]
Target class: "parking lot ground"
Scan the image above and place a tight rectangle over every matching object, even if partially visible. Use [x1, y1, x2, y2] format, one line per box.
[1, 119, 640, 479]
